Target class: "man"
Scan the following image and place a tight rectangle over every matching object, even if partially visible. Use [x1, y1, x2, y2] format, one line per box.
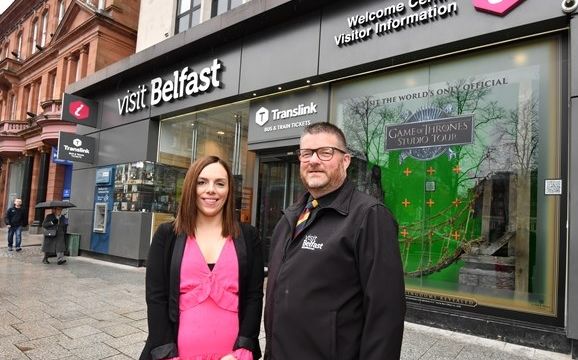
[264, 122, 406, 360]
[4, 198, 28, 252]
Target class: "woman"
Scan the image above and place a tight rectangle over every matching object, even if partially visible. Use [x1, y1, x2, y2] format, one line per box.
[41, 207, 68, 265]
[140, 156, 264, 360]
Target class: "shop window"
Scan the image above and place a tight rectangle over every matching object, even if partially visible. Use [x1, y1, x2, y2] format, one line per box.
[331, 36, 562, 317]
[113, 161, 187, 214]
[176, 0, 201, 34]
[158, 101, 256, 223]
[7, 160, 25, 206]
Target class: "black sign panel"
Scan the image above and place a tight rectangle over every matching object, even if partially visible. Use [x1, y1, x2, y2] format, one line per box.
[62, 93, 98, 128]
[385, 115, 474, 151]
[248, 86, 329, 150]
[58, 132, 96, 164]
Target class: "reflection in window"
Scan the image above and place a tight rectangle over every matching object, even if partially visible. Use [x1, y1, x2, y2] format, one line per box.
[332, 37, 561, 316]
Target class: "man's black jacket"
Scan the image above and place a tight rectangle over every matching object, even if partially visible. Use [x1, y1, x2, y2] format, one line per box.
[265, 181, 406, 360]
[4, 206, 27, 227]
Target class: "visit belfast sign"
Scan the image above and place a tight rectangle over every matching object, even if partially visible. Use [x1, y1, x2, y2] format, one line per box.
[116, 59, 223, 115]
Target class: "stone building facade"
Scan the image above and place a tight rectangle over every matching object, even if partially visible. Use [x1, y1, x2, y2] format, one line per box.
[0, 0, 139, 230]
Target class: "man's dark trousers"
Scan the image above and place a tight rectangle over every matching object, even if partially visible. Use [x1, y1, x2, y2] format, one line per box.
[7, 225, 23, 250]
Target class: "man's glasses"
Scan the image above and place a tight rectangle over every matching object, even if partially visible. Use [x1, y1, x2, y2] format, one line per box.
[297, 147, 347, 161]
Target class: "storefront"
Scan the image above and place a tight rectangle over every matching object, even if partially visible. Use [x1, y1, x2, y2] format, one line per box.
[66, 0, 577, 355]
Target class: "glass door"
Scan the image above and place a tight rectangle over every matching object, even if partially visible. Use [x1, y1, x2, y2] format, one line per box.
[256, 153, 305, 266]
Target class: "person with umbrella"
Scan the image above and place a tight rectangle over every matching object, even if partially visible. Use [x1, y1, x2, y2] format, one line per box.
[37, 200, 75, 265]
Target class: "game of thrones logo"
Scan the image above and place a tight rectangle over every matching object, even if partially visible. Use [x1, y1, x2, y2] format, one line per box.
[385, 106, 474, 163]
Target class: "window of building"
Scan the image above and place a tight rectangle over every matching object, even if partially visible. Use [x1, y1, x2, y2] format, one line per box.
[31, 79, 41, 113]
[31, 20, 39, 54]
[16, 33, 22, 58]
[23, 85, 31, 116]
[211, 0, 244, 17]
[159, 101, 256, 223]
[58, 0, 65, 23]
[47, 70, 57, 99]
[7, 160, 25, 206]
[9, 92, 17, 119]
[40, 11, 48, 47]
[176, 0, 201, 34]
[112, 161, 187, 214]
[331, 36, 562, 317]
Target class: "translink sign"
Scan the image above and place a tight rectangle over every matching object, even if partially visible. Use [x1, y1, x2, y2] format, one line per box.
[255, 102, 318, 127]
[247, 86, 329, 149]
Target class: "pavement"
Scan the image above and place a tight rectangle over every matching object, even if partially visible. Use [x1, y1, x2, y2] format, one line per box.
[0, 229, 573, 359]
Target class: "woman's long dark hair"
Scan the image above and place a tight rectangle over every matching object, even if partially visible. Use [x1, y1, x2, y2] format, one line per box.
[173, 156, 239, 238]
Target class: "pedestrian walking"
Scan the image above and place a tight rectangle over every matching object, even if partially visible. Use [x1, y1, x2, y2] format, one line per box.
[41, 207, 68, 265]
[264, 122, 406, 360]
[4, 198, 27, 252]
[140, 155, 264, 360]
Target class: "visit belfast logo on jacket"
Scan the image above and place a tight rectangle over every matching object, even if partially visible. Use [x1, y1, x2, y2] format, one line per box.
[301, 235, 324, 251]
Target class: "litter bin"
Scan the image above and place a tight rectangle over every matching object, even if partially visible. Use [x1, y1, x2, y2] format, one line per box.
[66, 233, 80, 257]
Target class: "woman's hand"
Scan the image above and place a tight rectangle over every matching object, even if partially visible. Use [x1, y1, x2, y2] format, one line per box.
[220, 355, 236, 360]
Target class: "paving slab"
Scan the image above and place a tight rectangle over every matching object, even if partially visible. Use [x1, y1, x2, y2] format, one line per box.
[0, 229, 573, 359]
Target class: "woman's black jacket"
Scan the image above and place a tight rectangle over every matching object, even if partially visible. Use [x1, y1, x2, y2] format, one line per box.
[139, 222, 264, 360]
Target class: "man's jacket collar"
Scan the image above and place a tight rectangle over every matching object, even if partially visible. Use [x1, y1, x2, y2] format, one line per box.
[284, 180, 354, 220]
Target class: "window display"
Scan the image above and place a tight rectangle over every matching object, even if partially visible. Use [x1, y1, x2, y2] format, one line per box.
[332, 36, 562, 316]
[113, 161, 186, 213]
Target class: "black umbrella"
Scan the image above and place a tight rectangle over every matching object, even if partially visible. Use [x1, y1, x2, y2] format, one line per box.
[35, 200, 77, 209]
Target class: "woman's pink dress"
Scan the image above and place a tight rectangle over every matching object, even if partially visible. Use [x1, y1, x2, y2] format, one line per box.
[171, 236, 252, 360]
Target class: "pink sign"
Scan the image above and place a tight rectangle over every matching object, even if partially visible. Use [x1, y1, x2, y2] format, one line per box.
[472, 0, 525, 16]
[69, 100, 90, 121]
